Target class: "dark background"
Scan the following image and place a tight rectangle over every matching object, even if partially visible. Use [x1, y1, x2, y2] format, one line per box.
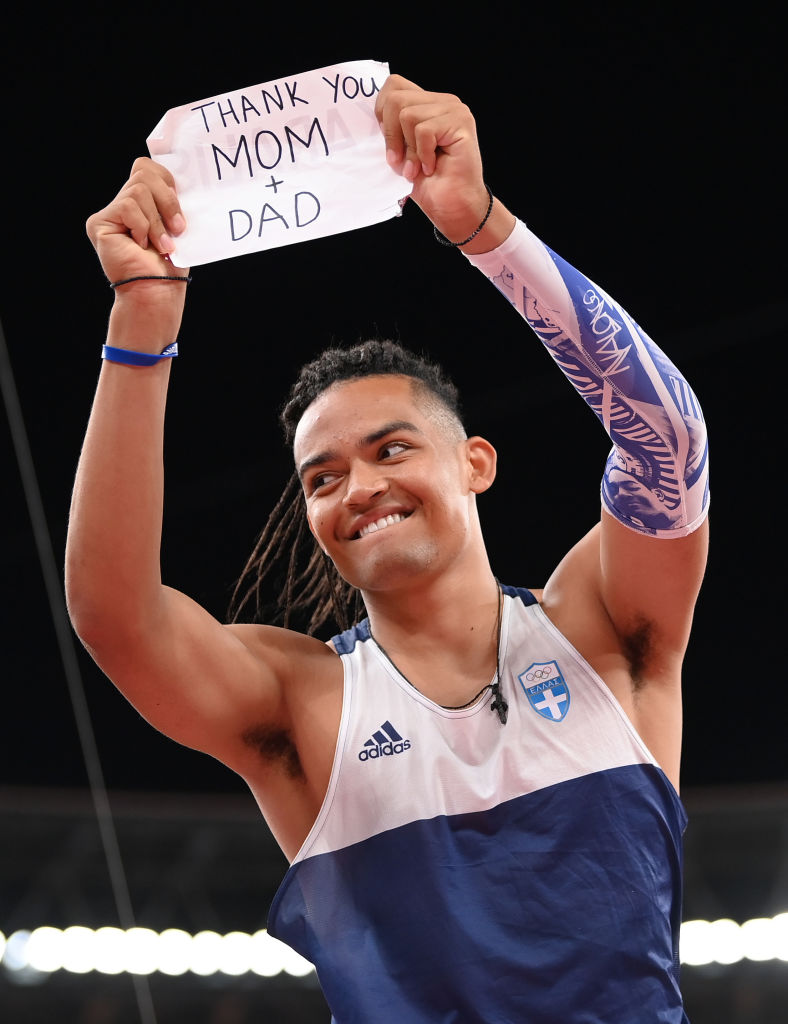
[1, 8, 783, 802]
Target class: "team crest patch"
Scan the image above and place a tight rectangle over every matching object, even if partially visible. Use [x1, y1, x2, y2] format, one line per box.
[518, 661, 570, 722]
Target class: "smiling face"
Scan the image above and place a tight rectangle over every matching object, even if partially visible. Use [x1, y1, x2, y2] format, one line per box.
[293, 375, 496, 595]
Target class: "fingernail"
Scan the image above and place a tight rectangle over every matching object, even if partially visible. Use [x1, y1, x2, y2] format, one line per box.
[386, 148, 398, 168]
[172, 213, 186, 233]
[159, 233, 175, 253]
[403, 159, 417, 181]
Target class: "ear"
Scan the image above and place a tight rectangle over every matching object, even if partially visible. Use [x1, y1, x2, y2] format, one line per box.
[465, 436, 497, 494]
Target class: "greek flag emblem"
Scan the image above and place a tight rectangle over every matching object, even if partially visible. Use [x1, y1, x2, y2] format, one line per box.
[518, 661, 570, 722]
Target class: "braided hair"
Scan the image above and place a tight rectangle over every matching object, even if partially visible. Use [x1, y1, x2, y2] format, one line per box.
[228, 340, 464, 636]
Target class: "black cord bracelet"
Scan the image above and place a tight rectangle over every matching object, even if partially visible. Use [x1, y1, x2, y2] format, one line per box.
[433, 185, 494, 247]
[110, 275, 193, 289]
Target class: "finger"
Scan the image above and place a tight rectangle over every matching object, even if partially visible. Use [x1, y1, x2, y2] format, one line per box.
[398, 100, 473, 177]
[376, 77, 426, 175]
[101, 184, 164, 253]
[377, 86, 472, 182]
[90, 191, 154, 252]
[127, 158, 186, 250]
[87, 178, 178, 260]
[86, 190, 154, 254]
[374, 73, 424, 127]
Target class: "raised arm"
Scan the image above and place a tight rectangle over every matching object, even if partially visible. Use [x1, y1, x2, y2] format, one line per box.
[465, 221, 709, 661]
[375, 76, 709, 776]
[66, 159, 306, 771]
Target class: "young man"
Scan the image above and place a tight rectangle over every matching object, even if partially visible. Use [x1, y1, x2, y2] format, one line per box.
[68, 75, 709, 1022]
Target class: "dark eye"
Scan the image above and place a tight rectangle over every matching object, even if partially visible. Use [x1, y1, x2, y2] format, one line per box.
[310, 471, 338, 493]
[380, 441, 409, 459]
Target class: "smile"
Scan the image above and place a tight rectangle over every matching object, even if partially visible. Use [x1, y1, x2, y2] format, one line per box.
[356, 512, 411, 540]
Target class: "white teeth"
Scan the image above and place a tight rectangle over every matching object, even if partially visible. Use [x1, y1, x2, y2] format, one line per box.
[359, 513, 406, 539]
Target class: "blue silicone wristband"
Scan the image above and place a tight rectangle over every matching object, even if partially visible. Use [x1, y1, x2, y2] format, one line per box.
[101, 342, 179, 367]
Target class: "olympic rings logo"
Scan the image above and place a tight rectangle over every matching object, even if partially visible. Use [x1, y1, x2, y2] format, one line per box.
[525, 667, 554, 682]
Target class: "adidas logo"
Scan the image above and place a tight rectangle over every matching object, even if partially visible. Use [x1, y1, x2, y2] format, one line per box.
[358, 720, 412, 762]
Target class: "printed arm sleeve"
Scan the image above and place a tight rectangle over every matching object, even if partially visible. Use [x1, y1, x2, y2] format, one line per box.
[465, 219, 709, 538]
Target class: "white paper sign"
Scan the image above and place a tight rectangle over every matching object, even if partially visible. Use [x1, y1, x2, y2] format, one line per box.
[147, 60, 412, 268]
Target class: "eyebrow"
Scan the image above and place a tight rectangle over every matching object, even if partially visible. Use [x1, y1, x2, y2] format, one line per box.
[297, 420, 423, 481]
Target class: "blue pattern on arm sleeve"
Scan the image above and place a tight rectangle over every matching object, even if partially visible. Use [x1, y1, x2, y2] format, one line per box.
[469, 222, 709, 537]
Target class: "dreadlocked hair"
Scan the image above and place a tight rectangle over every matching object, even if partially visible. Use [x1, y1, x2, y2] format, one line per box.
[228, 339, 465, 637]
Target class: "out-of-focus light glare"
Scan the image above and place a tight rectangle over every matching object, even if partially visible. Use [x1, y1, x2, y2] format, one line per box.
[1, 924, 316, 977]
[189, 930, 223, 976]
[279, 942, 316, 977]
[679, 920, 711, 966]
[61, 927, 95, 974]
[250, 929, 285, 976]
[219, 931, 252, 976]
[124, 927, 158, 975]
[773, 913, 788, 961]
[93, 927, 127, 975]
[709, 919, 744, 965]
[26, 927, 64, 973]
[741, 918, 776, 961]
[3, 932, 31, 972]
[158, 929, 191, 976]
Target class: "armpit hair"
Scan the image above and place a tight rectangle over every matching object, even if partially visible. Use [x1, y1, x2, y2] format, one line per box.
[241, 724, 305, 781]
[620, 617, 655, 689]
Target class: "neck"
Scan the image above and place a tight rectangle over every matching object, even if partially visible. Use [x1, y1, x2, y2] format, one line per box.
[362, 568, 507, 720]
[362, 565, 500, 656]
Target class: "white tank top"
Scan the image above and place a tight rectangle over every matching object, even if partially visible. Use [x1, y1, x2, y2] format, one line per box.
[268, 586, 688, 1023]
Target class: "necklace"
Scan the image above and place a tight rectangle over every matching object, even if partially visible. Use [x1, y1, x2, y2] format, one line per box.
[368, 581, 509, 725]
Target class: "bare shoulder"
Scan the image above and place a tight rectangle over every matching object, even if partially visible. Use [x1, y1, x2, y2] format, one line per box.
[225, 620, 344, 717]
[87, 587, 345, 779]
[225, 619, 340, 668]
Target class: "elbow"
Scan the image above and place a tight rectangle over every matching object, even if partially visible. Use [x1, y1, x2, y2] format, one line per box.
[65, 578, 118, 651]
[67, 591, 158, 662]
[603, 426, 709, 539]
[65, 563, 156, 652]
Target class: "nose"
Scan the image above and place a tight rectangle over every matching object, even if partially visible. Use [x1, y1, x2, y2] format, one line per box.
[342, 461, 388, 507]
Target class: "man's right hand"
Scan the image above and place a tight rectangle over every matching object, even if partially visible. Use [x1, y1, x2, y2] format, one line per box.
[86, 157, 189, 294]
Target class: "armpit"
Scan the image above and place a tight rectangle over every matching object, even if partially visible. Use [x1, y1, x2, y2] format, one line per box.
[620, 616, 654, 689]
[241, 723, 305, 780]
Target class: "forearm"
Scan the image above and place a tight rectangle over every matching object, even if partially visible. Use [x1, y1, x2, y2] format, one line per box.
[65, 296, 180, 642]
[466, 219, 709, 536]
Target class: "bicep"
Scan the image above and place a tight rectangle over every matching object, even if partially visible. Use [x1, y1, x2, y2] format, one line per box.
[82, 586, 287, 763]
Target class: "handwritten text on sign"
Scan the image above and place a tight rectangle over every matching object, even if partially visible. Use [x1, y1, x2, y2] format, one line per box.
[147, 60, 411, 267]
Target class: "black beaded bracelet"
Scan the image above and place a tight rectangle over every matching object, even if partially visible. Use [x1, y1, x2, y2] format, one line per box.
[433, 185, 494, 247]
[110, 275, 192, 289]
